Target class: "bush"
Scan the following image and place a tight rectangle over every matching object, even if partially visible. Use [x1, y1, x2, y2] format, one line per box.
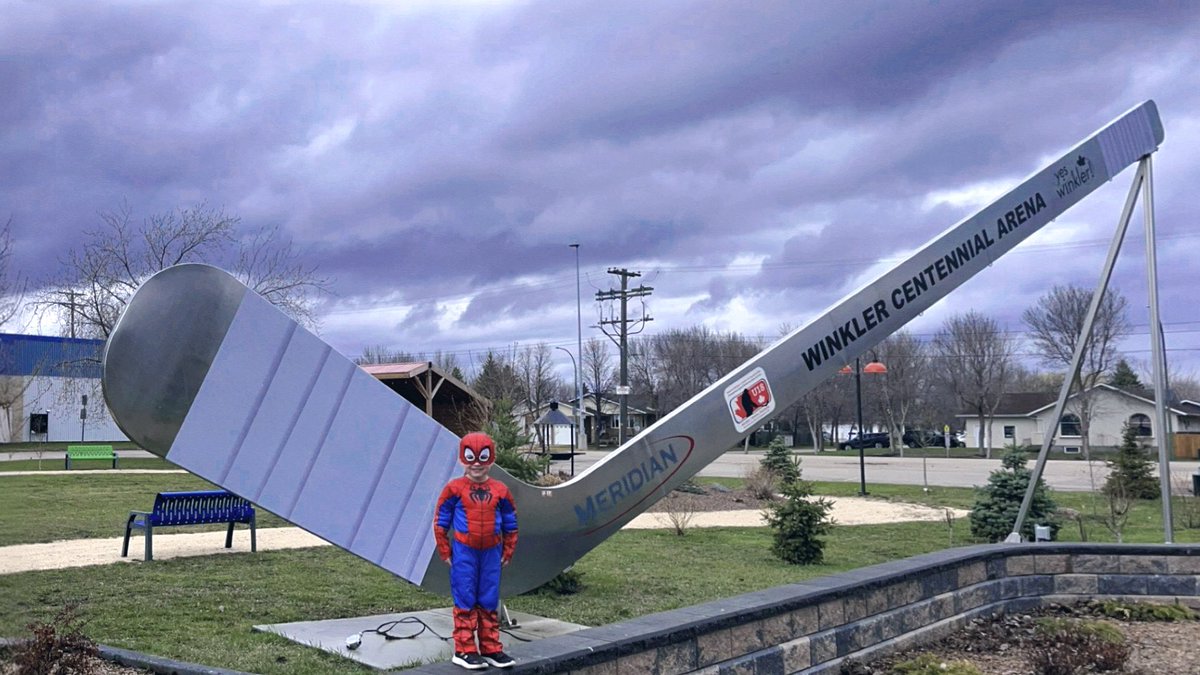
[760, 436, 800, 485]
[495, 447, 546, 483]
[764, 480, 834, 564]
[1028, 618, 1128, 674]
[10, 603, 99, 675]
[673, 479, 707, 495]
[533, 568, 585, 595]
[1089, 599, 1196, 622]
[1104, 421, 1161, 500]
[743, 465, 779, 500]
[969, 446, 1058, 543]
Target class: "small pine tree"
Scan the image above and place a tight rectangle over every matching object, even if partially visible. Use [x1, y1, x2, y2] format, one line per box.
[764, 480, 834, 564]
[1104, 422, 1160, 500]
[489, 399, 544, 482]
[760, 436, 800, 485]
[1108, 359, 1144, 390]
[969, 446, 1058, 543]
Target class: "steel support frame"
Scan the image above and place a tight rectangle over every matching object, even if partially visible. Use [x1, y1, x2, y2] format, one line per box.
[1008, 155, 1172, 542]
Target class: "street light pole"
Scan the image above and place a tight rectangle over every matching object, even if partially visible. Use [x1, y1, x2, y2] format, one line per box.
[570, 244, 584, 451]
[853, 357, 866, 496]
[841, 357, 886, 497]
[555, 345, 579, 476]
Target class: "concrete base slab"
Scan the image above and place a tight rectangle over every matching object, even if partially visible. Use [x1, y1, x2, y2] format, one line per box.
[254, 608, 588, 670]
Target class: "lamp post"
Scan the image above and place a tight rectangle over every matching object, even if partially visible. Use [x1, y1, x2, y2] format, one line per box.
[569, 244, 584, 450]
[555, 345, 579, 476]
[840, 357, 887, 496]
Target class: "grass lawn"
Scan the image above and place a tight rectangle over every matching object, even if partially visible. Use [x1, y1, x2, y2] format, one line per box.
[0, 521, 980, 674]
[0, 474, 292, 545]
[3, 471, 1200, 673]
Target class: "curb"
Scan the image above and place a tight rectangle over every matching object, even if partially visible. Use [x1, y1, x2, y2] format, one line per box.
[1, 637, 253, 674]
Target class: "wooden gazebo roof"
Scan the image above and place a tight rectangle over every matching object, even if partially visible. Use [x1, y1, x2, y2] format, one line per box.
[360, 362, 487, 437]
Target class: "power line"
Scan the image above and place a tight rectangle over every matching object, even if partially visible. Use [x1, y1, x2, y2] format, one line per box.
[319, 231, 1200, 318]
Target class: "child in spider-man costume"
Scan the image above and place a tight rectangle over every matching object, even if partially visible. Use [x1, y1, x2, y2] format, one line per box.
[434, 432, 518, 670]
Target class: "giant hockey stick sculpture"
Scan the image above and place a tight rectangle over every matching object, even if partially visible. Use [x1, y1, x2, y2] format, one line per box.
[104, 101, 1162, 596]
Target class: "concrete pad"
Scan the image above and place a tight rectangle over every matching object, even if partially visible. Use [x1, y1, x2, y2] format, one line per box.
[254, 608, 588, 670]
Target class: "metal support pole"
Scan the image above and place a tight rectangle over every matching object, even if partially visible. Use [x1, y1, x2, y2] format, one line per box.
[1143, 154, 1174, 542]
[1008, 160, 1146, 542]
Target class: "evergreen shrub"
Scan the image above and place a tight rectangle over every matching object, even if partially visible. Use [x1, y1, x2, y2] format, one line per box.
[764, 480, 834, 564]
[1104, 422, 1161, 500]
[969, 445, 1058, 542]
[760, 436, 800, 485]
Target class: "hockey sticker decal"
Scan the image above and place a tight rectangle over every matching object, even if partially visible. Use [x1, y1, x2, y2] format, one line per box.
[725, 367, 774, 433]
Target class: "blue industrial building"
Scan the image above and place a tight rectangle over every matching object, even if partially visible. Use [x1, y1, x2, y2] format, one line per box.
[0, 333, 127, 443]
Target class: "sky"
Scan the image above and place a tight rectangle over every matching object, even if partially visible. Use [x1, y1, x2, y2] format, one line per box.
[3, 0, 1199, 386]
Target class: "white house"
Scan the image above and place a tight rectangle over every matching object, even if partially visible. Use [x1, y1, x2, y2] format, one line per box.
[958, 384, 1200, 454]
[515, 396, 657, 448]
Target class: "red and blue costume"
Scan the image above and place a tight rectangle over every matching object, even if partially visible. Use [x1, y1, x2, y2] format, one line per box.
[434, 433, 518, 663]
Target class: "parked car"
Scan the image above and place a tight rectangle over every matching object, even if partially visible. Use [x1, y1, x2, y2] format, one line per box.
[923, 432, 964, 448]
[839, 432, 891, 450]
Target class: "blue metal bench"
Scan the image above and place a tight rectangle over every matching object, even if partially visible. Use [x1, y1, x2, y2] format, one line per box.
[121, 490, 257, 561]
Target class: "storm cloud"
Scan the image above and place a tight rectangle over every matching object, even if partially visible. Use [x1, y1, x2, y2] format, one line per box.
[3, 0, 1198, 378]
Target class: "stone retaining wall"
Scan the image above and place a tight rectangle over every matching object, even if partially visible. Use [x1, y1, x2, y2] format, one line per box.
[405, 543, 1200, 675]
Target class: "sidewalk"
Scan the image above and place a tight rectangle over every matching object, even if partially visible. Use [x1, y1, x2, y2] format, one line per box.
[0, 449, 157, 462]
[0, 498, 966, 576]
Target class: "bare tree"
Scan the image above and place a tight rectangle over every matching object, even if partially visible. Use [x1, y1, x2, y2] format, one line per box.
[582, 337, 615, 440]
[0, 218, 26, 330]
[627, 337, 659, 413]
[1172, 372, 1200, 403]
[650, 326, 760, 413]
[1009, 362, 1060, 394]
[356, 345, 419, 365]
[1023, 284, 1130, 458]
[516, 343, 559, 444]
[0, 219, 35, 443]
[932, 311, 1016, 458]
[874, 331, 929, 456]
[797, 380, 843, 451]
[41, 202, 327, 339]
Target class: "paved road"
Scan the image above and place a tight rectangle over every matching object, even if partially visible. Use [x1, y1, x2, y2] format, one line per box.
[6, 447, 1195, 493]
[553, 450, 1200, 492]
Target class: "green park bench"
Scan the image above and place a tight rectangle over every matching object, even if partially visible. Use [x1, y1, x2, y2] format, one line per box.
[64, 444, 118, 469]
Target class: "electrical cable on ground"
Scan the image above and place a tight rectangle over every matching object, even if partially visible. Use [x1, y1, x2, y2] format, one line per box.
[345, 615, 534, 651]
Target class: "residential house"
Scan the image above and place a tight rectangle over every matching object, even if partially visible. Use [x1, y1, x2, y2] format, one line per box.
[513, 400, 590, 449]
[958, 384, 1200, 454]
[516, 396, 656, 448]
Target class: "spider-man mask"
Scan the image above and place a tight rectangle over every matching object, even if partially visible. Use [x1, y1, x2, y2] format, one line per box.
[459, 432, 496, 467]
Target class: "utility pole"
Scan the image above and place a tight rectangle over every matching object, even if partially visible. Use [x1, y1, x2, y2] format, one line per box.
[596, 268, 652, 445]
[65, 290, 78, 339]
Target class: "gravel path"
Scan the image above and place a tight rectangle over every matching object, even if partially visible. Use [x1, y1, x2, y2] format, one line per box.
[0, 497, 965, 576]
